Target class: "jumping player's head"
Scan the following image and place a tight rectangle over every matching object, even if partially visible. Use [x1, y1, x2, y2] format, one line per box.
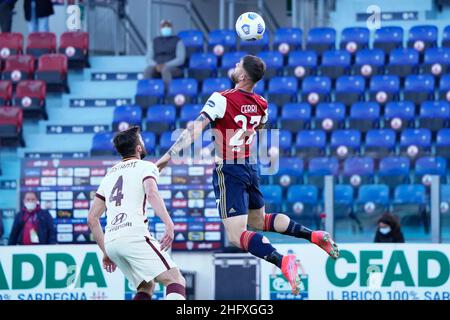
[113, 126, 147, 160]
[231, 55, 266, 88]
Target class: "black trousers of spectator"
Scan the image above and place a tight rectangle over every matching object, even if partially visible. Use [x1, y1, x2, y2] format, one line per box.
[0, 2, 14, 32]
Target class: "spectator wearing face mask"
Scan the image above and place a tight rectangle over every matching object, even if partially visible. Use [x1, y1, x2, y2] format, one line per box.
[8, 192, 56, 245]
[374, 213, 405, 243]
[143, 19, 186, 85]
[0, 0, 17, 32]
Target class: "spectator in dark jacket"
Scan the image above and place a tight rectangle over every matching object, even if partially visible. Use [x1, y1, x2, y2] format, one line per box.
[8, 192, 56, 245]
[24, 0, 54, 32]
[144, 19, 186, 85]
[0, 0, 17, 32]
[374, 213, 405, 243]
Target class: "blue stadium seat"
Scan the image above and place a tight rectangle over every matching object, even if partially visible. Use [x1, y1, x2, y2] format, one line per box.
[315, 102, 346, 130]
[286, 50, 318, 78]
[112, 105, 142, 131]
[340, 27, 370, 51]
[188, 53, 217, 80]
[349, 102, 380, 132]
[239, 32, 269, 55]
[365, 129, 396, 158]
[301, 76, 331, 104]
[407, 25, 438, 50]
[369, 75, 400, 103]
[379, 156, 410, 187]
[439, 74, 450, 100]
[91, 132, 115, 156]
[253, 79, 265, 95]
[220, 51, 247, 76]
[330, 130, 361, 156]
[356, 184, 390, 219]
[436, 129, 450, 158]
[308, 157, 339, 187]
[180, 104, 202, 127]
[334, 184, 354, 218]
[384, 101, 415, 130]
[274, 28, 302, 50]
[201, 77, 231, 102]
[178, 30, 204, 58]
[374, 26, 404, 53]
[286, 185, 319, 222]
[257, 51, 284, 79]
[146, 104, 176, 134]
[296, 130, 326, 157]
[306, 27, 336, 54]
[422, 47, 450, 75]
[353, 49, 385, 76]
[135, 79, 165, 109]
[335, 75, 365, 106]
[280, 103, 311, 131]
[400, 129, 432, 155]
[273, 157, 304, 186]
[167, 78, 198, 105]
[404, 74, 435, 104]
[159, 131, 181, 154]
[260, 185, 283, 212]
[268, 76, 298, 105]
[141, 131, 156, 155]
[419, 101, 449, 131]
[267, 103, 279, 120]
[415, 156, 447, 183]
[278, 130, 293, 156]
[443, 25, 450, 48]
[343, 157, 375, 185]
[319, 50, 351, 79]
[356, 184, 389, 212]
[392, 184, 427, 223]
[208, 29, 237, 52]
[386, 48, 419, 77]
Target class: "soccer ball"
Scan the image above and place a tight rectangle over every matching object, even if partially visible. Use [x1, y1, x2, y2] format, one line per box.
[235, 12, 265, 41]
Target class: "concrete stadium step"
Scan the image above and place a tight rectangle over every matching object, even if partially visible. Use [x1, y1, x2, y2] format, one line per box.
[88, 56, 147, 72]
[21, 133, 94, 152]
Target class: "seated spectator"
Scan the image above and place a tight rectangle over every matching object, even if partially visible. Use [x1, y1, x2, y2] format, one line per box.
[0, 0, 17, 32]
[374, 213, 405, 243]
[24, 0, 54, 32]
[144, 19, 185, 85]
[8, 192, 56, 245]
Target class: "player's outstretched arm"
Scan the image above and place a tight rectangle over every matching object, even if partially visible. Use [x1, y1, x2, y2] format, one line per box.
[156, 113, 211, 172]
[88, 197, 117, 273]
[144, 177, 174, 251]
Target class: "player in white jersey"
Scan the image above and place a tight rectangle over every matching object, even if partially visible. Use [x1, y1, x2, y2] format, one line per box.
[88, 126, 186, 300]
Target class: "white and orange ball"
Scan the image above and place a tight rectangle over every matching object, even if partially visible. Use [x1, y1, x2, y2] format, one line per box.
[213, 44, 224, 56]
[279, 174, 291, 187]
[322, 118, 334, 131]
[431, 63, 442, 76]
[350, 174, 362, 187]
[174, 94, 186, 106]
[376, 91, 388, 104]
[11, 70, 21, 82]
[118, 122, 130, 131]
[407, 145, 419, 158]
[293, 202, 304, 214]
[294, 66, 306, 78]
[361, 64, 373, 77]
[364, 201, 375, 214]
[278, 43, 290, 55]
[422, 174, 432, 186]
[346, 41, 358, 53]
[65, 46, 76, 57]
[414, 40, 425, 52]
[391, 117, 403, 130]
[308, 92, 319, 105]
[337, 146, 348, 158]
[21, 96, 32, 108]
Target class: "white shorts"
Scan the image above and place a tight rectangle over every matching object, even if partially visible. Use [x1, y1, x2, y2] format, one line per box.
[105, 235, 177, 290]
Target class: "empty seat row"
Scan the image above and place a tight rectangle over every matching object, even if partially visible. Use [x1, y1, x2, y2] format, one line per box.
[0, 80, 47, 119]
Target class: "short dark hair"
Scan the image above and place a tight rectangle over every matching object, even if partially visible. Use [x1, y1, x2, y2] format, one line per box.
[242, 55, 266, 83]
[113, 126, 141, 158]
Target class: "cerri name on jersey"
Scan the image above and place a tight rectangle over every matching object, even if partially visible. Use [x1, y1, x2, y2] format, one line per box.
[241, 104, 258, 114]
